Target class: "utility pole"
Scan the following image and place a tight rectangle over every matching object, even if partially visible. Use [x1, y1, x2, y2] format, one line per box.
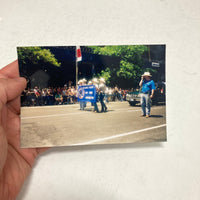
[76, 57, 78, 88]
[148, 45, 151, 62]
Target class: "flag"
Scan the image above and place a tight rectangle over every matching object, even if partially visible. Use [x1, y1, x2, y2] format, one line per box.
[76, 46, 82, 62]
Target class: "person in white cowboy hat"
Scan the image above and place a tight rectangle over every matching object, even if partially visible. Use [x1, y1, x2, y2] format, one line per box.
[78, 79, 83, 85]
[81, 78, 87, 109]
[77, 79, 85, 110]
[92, 78, 99, 113]
[87, 80, 93, 85]
[99, 77, 107, 112]
[82, 78, 87, 84]
[139, 72, 156, 117]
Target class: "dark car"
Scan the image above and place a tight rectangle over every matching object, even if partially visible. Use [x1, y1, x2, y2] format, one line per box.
[152, 82, 166, 105]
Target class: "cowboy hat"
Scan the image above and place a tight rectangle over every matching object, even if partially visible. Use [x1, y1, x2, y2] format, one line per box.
[82, 78, 87, 82]
[92, 78, 99, 83]
[78, 80, 83, 84]
[99, 77, 105, 83]
[142, 72, 152, 77]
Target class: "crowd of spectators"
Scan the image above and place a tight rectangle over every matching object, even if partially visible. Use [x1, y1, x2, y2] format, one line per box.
[21, 85, 77, 106]
[21, 85, 131, 107]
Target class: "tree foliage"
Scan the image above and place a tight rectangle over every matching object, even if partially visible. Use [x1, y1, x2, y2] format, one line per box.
[87, 45, 150, 88]
[17, 47, 61, 67]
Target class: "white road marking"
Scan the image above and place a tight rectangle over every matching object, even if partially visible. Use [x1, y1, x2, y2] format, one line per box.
[20, 102, 127, 109]
[21, 104, 79, 109]
[72, 124, 166, 146]
[21, 112, 86, 119]
[21, 107, 164, 119]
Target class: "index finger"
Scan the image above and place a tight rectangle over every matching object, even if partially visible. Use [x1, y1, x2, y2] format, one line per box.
[0, 60, 19, 79]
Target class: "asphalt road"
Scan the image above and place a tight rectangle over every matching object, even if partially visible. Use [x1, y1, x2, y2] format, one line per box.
[21, 101, 166, 148]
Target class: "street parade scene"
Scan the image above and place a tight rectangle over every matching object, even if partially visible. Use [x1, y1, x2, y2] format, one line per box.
[18, 45, 166, 148]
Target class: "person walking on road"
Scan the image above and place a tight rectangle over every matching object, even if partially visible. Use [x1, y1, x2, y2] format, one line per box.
[92, 78, 99, 113]
[78, 79, 84, 110]
[139, 72, 156, 118]
[99, 77, 107, 112]
[82, 78, 87, 109]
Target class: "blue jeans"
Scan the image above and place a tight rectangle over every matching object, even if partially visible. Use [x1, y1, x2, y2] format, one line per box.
[99, 93, 107, 112]
[80, 101, 84, 110]
[141, 93, 151, 116]
[93, 102, 99, 112]
[105, 94, 108, 103]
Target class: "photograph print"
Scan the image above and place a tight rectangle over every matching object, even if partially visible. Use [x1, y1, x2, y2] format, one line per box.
[18, 45, 166, 148]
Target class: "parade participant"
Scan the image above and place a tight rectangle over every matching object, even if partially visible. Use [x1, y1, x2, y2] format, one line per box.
[105, 86, 109, 103]
[139, 72, 156, 118]
[78, 79, 84, 110]
[92, 78, 99, 113]
[87, 80, 94, 106]
[99, 77, 107, 112]
[88, 80, 93, 85]
[82, 78, 87, 109]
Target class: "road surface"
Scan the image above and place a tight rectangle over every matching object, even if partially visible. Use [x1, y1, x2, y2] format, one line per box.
[21, 101, 166, 147]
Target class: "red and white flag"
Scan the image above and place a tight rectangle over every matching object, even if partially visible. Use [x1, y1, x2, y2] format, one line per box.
[76, 46, 82, 62]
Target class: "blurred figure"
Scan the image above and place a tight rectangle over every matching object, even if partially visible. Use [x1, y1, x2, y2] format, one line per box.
[92, 78, 99, 113]
[62, 86, 68, 104]
[55, 90, 63, 105]
[113, 86, 119, 101]
[82, 78, 87, 109]
[71, 86, 77, 103]
[119, 88, 123, 101]
[88, 80, 93, 85]
[99, 77, 107, 112]
[47, 88, 54, 105]
[78, 79, 84, 110]
[41, 88, 47, 105]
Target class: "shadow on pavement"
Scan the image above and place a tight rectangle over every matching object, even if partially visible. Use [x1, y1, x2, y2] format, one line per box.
[81, 108, 113, 113]
[150, 115, 163, 118]
[129, 105, 141, 107]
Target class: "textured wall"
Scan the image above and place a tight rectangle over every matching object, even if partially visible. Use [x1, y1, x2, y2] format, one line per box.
[0, 0, 200, 199]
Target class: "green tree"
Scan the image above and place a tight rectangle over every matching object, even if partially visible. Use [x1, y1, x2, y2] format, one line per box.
[17, 47, 61, 67]
[88, 45, 154, 88]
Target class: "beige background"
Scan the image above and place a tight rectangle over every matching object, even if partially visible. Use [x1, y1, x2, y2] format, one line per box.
[0, 0, 200, 199]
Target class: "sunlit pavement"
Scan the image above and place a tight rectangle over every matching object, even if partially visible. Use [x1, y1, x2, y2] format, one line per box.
[21, 101, 166, 148]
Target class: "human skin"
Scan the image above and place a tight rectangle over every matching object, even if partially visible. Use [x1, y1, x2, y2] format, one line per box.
[0, 60, 48, 200]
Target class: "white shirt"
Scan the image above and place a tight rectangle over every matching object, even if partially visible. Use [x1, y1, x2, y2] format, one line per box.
[99, 83, 106, 93]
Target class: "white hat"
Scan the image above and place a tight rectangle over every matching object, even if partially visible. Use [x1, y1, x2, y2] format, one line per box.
[82, 78, 87, 83]
[99, 77, 105, 83]
[78, 80, 83, 84]
[88, 81, 92, 85]
[142, 72, 152, 77]
[92, 78, 99, 83]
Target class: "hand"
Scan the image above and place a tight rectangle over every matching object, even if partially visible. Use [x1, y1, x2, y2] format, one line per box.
[0, 61, 49, 200]
[150, 94, 153, 98]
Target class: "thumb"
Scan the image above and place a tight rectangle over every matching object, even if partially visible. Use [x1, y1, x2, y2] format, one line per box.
[0, 77, 27, 104]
